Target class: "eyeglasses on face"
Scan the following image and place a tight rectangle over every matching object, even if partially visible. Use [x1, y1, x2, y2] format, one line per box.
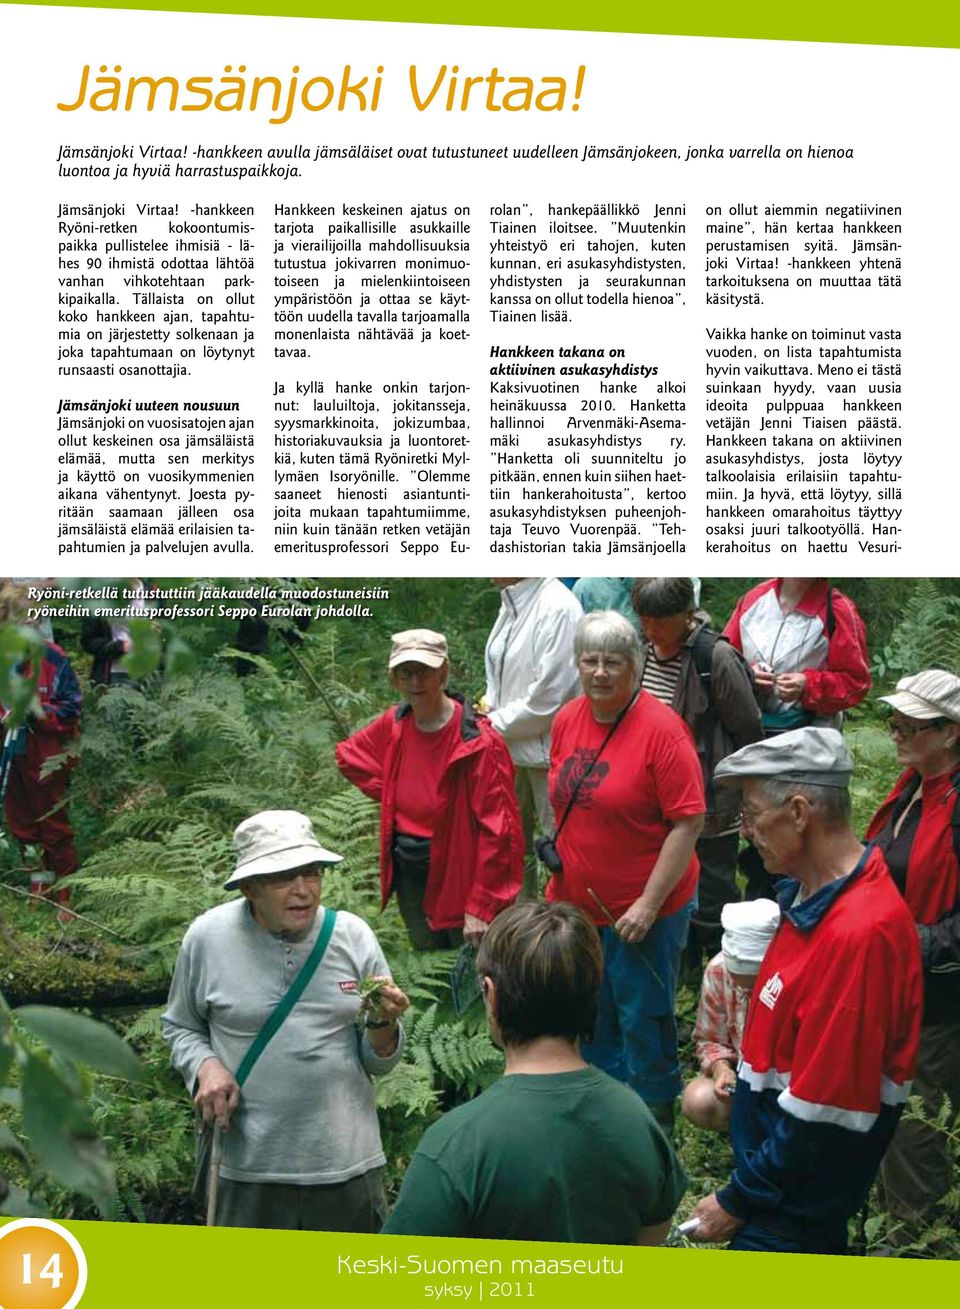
[392, 664, 437, 681]
[737, 801, 786, 829]
[259, 867, 323, 887]
[578, 655, 630, 674]
[887, 716, 949, 739]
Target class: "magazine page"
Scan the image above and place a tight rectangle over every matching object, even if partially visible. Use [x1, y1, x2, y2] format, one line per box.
[2, 3, 956, 574]
[0, 2, 956, 1306]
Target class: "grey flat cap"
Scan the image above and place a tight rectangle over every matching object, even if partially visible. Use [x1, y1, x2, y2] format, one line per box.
[714, 727, 853, 790]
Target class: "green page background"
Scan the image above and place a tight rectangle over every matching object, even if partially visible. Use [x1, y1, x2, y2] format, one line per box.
[4, 0, 959, 47]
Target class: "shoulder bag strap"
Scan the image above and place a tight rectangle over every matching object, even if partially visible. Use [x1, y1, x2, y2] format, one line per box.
[234, 907, 338, 1087]
[555, 691, 639, 838]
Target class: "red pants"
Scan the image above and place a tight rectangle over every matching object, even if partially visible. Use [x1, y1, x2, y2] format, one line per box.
[4, 763, 77, 881]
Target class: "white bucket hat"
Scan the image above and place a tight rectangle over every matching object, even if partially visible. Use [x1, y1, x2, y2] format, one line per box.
[224, 810, 343, 889]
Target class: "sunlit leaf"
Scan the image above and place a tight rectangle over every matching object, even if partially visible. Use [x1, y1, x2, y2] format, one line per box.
[163, 634, 196, 677]
[21, 1055, 116, 1214]
[0, 626, 44, 727]
[16, 1008, 143, 1082]
[0, 1123, 27, 1160]
[0, 1185, 48, 1218]
[120, 618, 164, 680]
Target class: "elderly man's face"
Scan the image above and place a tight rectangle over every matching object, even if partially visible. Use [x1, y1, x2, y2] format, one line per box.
[241, 864, 322, 935]
[738, 779, 805, 878]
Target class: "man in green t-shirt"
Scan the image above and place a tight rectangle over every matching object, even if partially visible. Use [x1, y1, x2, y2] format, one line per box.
[384, 902, 686, 1244]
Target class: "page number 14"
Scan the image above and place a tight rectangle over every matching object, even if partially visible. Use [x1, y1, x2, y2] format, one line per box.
[0, 1216, 87, 1309]
[21, 1254, 63, 1290]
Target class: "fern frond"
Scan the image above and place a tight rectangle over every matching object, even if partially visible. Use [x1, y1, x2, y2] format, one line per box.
[122, 1007, 165, 1043]
[409, 1004, 439, 1072]
[428, 1025, 502, 1085]
[68, 872, 227, 944]
[877, 581, 960, 682]
[375, 1061, 439, 1116]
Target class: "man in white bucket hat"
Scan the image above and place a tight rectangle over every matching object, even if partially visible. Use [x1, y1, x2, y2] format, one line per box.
[163, 810, 409, 1230]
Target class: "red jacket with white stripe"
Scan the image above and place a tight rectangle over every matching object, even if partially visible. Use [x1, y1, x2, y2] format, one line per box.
[724, 578, 870, 728]
[718, 846, 922, 1230]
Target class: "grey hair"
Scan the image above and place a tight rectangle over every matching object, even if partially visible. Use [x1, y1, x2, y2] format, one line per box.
[757, 778, 852, 827]
[573, 611, 643, 671]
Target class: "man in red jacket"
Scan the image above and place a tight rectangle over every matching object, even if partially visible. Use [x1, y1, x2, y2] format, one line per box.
[687, 728, 922, 1254]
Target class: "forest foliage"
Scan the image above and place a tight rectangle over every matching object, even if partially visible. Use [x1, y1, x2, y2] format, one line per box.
[0, 575, 957, 1251]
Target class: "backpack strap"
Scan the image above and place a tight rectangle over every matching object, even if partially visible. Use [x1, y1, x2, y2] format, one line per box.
[825, 585, 836, 638]
[690, 626, 717, 691]
[690, 628, 719, 807]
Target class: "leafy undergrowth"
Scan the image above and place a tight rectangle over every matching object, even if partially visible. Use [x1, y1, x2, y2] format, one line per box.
[1, 578, 957, 1247]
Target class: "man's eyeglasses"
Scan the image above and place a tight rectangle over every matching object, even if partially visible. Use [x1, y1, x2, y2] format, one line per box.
[737, 801, 785, 829]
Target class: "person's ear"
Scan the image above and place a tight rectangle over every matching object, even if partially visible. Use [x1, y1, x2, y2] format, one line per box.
[789, 795, 812, 833]
[481, 976, 503, 1049]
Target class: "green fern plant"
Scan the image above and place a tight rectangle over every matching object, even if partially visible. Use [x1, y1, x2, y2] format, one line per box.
[873, 580, 960, 683]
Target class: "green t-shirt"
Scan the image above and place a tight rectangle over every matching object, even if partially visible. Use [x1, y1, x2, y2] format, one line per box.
[384, 1068, 686, 1243]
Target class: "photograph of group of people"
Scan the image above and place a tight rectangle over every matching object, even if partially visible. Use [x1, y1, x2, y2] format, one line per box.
[1, 576, 956, 1258]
